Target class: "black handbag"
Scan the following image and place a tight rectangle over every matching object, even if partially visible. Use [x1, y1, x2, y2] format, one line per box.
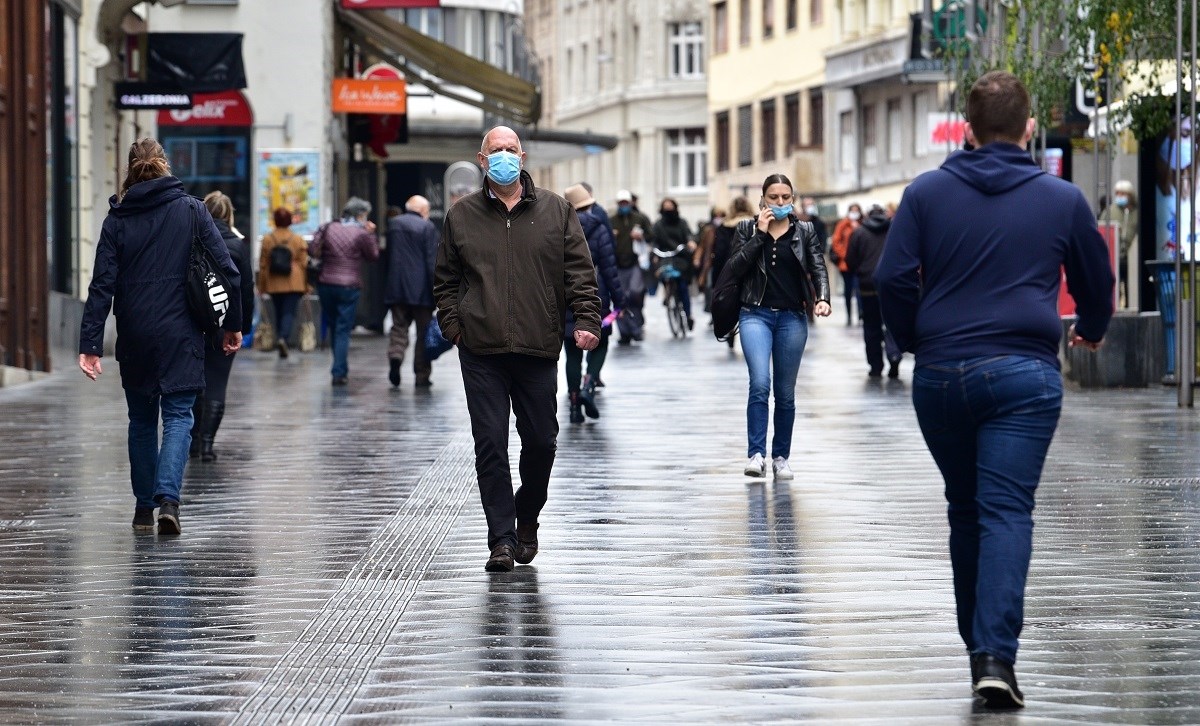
[710, 260, 742, 343]
[306, 224, 328, 287]
[185, 202, 233, 336]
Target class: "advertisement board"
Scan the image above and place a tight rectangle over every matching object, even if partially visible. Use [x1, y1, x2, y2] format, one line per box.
[257, 149, 322, 239]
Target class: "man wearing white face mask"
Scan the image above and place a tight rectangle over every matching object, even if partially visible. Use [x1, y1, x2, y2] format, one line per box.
[434, 126, 602, 573]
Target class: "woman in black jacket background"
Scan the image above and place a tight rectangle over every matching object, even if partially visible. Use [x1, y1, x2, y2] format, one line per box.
[78, 139, 242, 535]
[191, 191, 255, 462]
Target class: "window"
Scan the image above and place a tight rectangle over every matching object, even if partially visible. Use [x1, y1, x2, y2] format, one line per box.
[738, 104, 753, 167]
[582, 43, 589, 92]
[887, 98, 902, 162]
[667, 128, 708, 192]
[809, 89, 824, 147]
[862, 103, 877, 166]
[763, 0, 775, 38]
[786, 0, 798, 30]
[405, 8, 443, 41]
[784, 93, 801, 154]
[716, 111, 731, 172]
[810, 0, 823, 25]
[913, 91, 930, 156]
[839, 110, 854, 172]
[740, 0, 751, 45]
[565, 48, 573, 98]
[761, 99, 777, 162]
[714, 2, 728, 54]
[669, 22, 704, 79]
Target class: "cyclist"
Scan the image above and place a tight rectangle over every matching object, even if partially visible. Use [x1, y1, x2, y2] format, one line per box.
[652, 197, 696, 330]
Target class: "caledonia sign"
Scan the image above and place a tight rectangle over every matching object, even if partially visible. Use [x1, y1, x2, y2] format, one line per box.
[331, 78, 407, 115]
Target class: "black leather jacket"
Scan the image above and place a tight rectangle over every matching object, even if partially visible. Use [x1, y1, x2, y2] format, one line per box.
[726, 219, 831, 308]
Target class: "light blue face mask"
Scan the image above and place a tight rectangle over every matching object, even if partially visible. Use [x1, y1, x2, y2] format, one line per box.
[769, 204, 794, 220]
[485, 151, 521, 185]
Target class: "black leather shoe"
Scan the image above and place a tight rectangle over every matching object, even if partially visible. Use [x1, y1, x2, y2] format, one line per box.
[485, 543, 515, 572]
[515, 523, 539, 565]
[971, 653, 1024, 709]
[157, 501, 181, 536]
[132, 507, 155, 534]
[388, 359, 400, 387]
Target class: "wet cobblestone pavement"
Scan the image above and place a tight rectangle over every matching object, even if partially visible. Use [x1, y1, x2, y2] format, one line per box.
[2, 306, 1200, 724]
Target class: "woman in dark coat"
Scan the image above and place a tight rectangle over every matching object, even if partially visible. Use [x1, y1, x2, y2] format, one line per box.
[78, 139, 242, 535]
[190, 191, 255, 462]
[652, 197, 697, 330]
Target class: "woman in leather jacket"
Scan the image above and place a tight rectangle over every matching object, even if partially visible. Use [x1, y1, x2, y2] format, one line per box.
[725, 174, 831, 480]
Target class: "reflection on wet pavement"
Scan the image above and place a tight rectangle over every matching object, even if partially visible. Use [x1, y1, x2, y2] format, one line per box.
[0, 317, 1198, 723]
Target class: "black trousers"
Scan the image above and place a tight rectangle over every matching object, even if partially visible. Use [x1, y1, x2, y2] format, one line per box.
[459, 349, 559, 549]
[860, 293, 900, 373]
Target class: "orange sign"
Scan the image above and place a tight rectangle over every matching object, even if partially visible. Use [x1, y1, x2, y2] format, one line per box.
[331, 78, 407, 115]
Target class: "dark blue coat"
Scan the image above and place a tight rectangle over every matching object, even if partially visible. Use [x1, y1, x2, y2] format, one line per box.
[79, 176, 242, 396]
[384, 211, 438, 307]
[212, 219, 254, 336]
[564, 207, 624, 338]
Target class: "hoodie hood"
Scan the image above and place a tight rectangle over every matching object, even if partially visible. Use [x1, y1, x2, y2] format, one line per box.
[109, 176, 188, 216]
[940, 143, 1044, 196]
[861, 210, 891, 234]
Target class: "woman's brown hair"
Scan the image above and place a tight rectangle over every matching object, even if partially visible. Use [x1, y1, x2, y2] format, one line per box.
[204, 191, 235, 227]
[120, 138, 171, 198]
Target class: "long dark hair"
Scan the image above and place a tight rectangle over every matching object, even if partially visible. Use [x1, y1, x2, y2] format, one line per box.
[120, 138, 171, 199]
[761, 173, 794, 196]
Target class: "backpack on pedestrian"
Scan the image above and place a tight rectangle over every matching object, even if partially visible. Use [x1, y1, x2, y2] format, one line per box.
[267, 235, 293, 275]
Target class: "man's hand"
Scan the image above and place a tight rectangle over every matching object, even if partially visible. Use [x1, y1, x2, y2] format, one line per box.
[79, 354, 102, 381]
[574, 329, 600, 351]
[813, 301, 832, 318]
[1067, 324, 1103, 351]
[222, 331, 243, 355]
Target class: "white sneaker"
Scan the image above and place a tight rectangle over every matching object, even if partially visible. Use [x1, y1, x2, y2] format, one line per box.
[772, 457, 794, 481]
[744, 453, 766, 477]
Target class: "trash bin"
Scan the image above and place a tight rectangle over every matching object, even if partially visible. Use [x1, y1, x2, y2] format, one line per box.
[1148, 260, 1200, 380]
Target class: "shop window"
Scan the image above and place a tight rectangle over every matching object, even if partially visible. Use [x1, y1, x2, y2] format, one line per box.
[47, 5, 80, 296]
[667, 128, 708, 193]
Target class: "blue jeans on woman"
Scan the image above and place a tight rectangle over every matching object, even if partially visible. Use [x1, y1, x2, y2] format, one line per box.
[739, 306, 808, 460]
[317, 284, 360, 379]
[911, 354, 1063, 666]
[271, 292, 302, 342]
[125, 389, 198, 508]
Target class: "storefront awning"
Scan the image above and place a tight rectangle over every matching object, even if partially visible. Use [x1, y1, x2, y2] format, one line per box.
[335, 7, 541, 125]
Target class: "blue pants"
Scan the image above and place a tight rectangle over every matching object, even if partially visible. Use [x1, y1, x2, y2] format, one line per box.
[912, 355, 1063, 665]
[317, 284, 360, 378]
[675, 277, 693, 319]
[739, 306, 808, 459]
[125, 389, 198, 508]
[271, 292, 302, 342]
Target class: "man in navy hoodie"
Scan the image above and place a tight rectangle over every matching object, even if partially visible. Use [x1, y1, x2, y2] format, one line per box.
[876, 71, 1114, 709]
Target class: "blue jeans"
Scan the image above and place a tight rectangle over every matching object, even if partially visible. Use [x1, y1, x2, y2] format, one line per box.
[125, 389, 198, 508]
[675, 277, 693, 319]
[317, 284, 360, 378]
[271, 292, 302, 342]
[911, 355, 1063, 665]
[739, 306, 808, 459]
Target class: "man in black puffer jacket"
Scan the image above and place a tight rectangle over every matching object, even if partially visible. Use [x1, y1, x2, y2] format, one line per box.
[845, 205, 901, 378]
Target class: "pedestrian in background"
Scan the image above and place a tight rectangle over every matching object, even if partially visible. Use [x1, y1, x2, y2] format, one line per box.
[1112, 179, 1139, 306]
[579, 181, 611, 233]
[695, 205, 726, 307]
[798, 196, 828, 253]
[191, 191, 254, 463]
[564, 183, 625, 423]
[876, 71, 1114, 709]
[78, 138, 242, 535]
[434, 126, 600, 572]
[725, 174, 831, 481]
[830, 202, 862, 326]
[257, 206, 308, 359]
[611, 189, 653, 344]
[384, 195, 439, 388]
[309, 197, 379, 386]
[845, 204, 902, 379]
[652, 197, 696, 330]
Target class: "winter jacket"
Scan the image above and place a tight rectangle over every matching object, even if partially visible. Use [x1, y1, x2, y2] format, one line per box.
[575, 207, 625, 320]
[308, 219, 380, 288]
[875, 142, 1115, 369]
[79, 176, 241, 396]
[611, 209, 655, 268]
[384, 210, 439, 308]
[257, 228, 308, 294]
[726, 218, 831, 309]
[652, 216, 695, 275]
[844, 210, 891, 294]
[212, 219, 254, 336]
[434, 170, 601, 359]
[830, 217, 858, 272]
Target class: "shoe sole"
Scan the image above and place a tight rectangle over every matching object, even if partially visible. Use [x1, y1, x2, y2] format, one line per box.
[976, 679, 1024, 709]
[484, 559, 514, 572]
[132, 524, 155, 534]
[157, 514, 181, 536]
[744, 468, 766, 477]
[773, 471, 794, 481]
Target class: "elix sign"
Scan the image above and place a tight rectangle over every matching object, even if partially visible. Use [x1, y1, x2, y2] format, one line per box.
[339, 0, 440, 8]
[331, 78, 407, 115]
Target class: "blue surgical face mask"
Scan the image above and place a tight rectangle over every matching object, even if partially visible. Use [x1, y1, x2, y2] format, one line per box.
[1114, 196, 1129, 209]
[617, 203, 632, 215]
[485, 151, 521, 186]
[769, 204, 794, 220]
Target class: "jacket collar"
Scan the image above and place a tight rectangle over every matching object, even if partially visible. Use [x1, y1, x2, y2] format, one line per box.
[484, 170, 537, 202]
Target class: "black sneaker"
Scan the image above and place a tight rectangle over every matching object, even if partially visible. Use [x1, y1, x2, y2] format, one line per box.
[515, 523, 539, 565]
[887, 358, 901, 379]
[972, 653, 1024, 709]
[132, 507, 155, 534]
[157, 501, 181, 536]
[485, 543, 515, 572]
[388, 359, 401, 387]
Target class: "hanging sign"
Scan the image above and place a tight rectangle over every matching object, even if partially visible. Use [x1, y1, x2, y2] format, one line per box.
[331, 78, 407, 115]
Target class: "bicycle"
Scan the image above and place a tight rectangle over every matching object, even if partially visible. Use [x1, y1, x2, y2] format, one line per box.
[653, 244, 689, 339]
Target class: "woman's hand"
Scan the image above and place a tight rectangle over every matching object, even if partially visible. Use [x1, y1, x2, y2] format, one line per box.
[813, 301, 832, 318]
[222, 331, 243, 355]
[756, 208, 773, 233]
[79, 354, 102, 381]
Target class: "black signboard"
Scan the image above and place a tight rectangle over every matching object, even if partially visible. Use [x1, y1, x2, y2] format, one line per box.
[145, 33, 246, 93]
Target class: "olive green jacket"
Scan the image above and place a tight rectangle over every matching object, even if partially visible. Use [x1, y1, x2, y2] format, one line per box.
[434, 171, 601, 359]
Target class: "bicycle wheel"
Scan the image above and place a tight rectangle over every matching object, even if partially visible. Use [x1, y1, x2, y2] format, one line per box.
[666, 292, 683, 337]
[673, 300, 688, 339]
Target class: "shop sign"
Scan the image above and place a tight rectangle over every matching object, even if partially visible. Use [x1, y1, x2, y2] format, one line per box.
[158, 90, 254, 127]
[332, 78, 407, 115]
[340, 0, 440, 8]
[115, 82, 192, 110]
[929, 113, 967, 147]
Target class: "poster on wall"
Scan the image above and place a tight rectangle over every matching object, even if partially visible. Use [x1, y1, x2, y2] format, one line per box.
[257, 149, 321, 239]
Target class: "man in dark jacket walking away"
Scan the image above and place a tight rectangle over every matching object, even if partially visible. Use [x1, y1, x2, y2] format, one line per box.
[845, 205, 902, 379]
[435, 126, 601, 573]
[875, 71, 1114, 710]
[384, 195, 439, 388]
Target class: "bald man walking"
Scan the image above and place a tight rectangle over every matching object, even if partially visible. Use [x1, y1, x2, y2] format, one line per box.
[385, 195, 439, 387]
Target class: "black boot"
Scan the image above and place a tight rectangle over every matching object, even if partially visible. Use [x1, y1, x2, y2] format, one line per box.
[569, 393, 585, 424]
[579, 375, 600, 419]
[388, 358, 401, 387]
[200, 400, 225, 463]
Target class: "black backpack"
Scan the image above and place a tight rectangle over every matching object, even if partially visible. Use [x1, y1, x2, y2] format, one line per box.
[268, 237, 293, 275]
